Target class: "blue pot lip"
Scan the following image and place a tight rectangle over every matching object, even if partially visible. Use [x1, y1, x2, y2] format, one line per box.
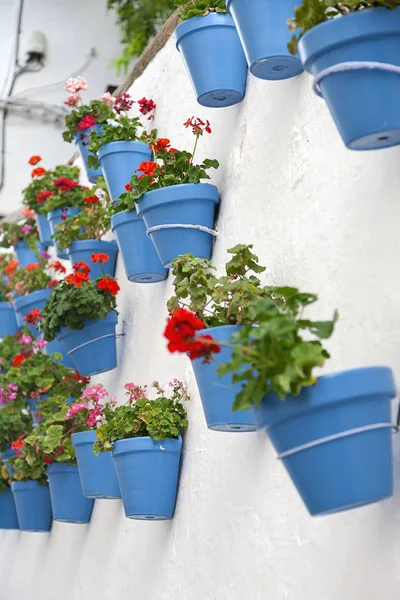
[57, 310, 118, 339]
[71, 430, 97, 445]
[67, 239, 118, 252]
[14, 240, 28, 249]
[46, 461, 77, 474]
[256, 366, 396, 428]
[112, 434, 182, 457]
[13, 287, 51, 310]
[196, 324, 242, 337]
[11, 480, 48, 491]
[137, 183, 219, 216]
[0, 301, 13, 310]
[175, 12, 233, 47]
[111, 209, 140, 228]
[98, 140, 151, 159]
[299, 6, 400, 72]
[47, 207, 81, 220]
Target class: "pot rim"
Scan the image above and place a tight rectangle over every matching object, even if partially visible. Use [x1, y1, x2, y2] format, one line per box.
[71, 430, 97, 446]
[13, 287, 51, 310]
[174, 12, 234, 48]
[137, 182, 219, 217]
[111, 209, 140, 229]
[11, 480, 49, 491]
[112, 434, 182, 457]
[67, 239, 118, 252]
[98, 140, 151, 159]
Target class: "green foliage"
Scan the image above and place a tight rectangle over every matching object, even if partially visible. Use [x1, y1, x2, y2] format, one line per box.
[94, 380, 189, 453]
[40, 277, 118, 341]
[167, 245, 273, 327]
[0, 330, 31, 372]
[43, 183, 90, 214]
[107, 0, 176, 74]
[63, 100, 115, 143]
[0, 464, 12, 493]
[22, 165, 80, 214]
[0, 401, 33, 453]
[175, 0, 227, 20]
[87, 117, 149, 170]
[0, 219, 39, 250]
[288, 0, 400, 54]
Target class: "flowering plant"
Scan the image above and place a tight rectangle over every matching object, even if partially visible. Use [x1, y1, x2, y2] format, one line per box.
[93, 379, 189, 453]
[39, 261, 120, 340]
[175, 0, 227, 20]
[11, 258, 55, 297]
[86, 94, 157, 170]
[22, 158, 80, 215]
[287, 0, 400, 54]
[11, 433, 50, 484]
[0, 217, 40, 251]
[116, 117, 219, 211]
[0, 400, 32, 452]
[62, 77, 115, 143]
[41, 177, 92, 214]
[0, 330, 32, 371]
[0, 464, 12, 494]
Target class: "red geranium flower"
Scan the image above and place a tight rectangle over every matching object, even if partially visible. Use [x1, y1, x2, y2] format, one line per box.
[91, 253, 109, 264]
[184, 116, 212, 136]
[28, 155, 41, 165]
[47, 279, 58, 288]
[66, 272, 89, 287]
[154, 138, 170, 153]
[42, 456, 52, 465]
[36, 190, 53, 203]
[50, 260, 66, 274]
[125, 183, 132, 192]
[73, 261, 91, 275]
[84, 195, 98, 204]
[136, 161, 157, 176]
[31, 167, 46, 178]
[12, 353, 29, 367]
[11, 434, 26, 450]
[137, 97, 156, 119]
[25, 263, 40, 272]
[24, 308, 42, 325]
[5, 259, 20, 275]
[186, 334, 221, 361]
[76, 115, 97, 131]
[164, 308, 205, 353]
[53, 178, 79, 190]
[96, 277, 120, 296]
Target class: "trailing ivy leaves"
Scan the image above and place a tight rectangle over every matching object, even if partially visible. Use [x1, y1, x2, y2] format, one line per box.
[175, 0, 228, 20]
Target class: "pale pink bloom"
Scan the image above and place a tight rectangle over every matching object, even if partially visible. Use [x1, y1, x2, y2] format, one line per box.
[124, 383, 147, 403]
[33, 339, 47, 351]
[22, 207, 35, 219]
[86, 405, 103, 427]
[64, 76, 88, 93]
[8, 383, 18, 392]
[65, 401, 88, 420]
[14, 282, 24, 294]
[64, 93, 80, 108]
[21, 225, 32, 234]
[19, 335, 32, 345]
[100, 92, 116, 105]
[40, 250, 51, 259]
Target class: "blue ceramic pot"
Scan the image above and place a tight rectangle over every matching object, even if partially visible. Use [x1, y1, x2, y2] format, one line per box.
[191, 325, 256, 432]
[13, 288, 51, 337]
[47, 207, 81, 260]
[254, 367, 396, 516]
[45, 336, 74, 369]
[0, 488, 19, 529]
[112, 436, 182, 520]
[14, 241, 44, 267]
[98, 141, 152, 201]
[111, 211, 167, 283]
[226, 0, 302, 80]
[46, 462, 94, 523]
[299, 7, 400, 150]
[35, 212, 53, 247]
[174, 13, 247, 107]
[1, 447, 17, 477]
[67, 240, 119, 280]
[74, 124, 103, 183]
[137, 183, 219, 268]
[56, 311, 117, 377]
[0, 302, 19, 338]
[12, 481, 53, 532]
[72, 431, 121, 499]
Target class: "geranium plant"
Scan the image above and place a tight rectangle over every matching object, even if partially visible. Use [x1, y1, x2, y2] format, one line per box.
[116, 117, 219, 211]
[0, 399, 33, 453]
[40, 177, 91, 214]
[11, 259, 55, 297]
[0, 330, 33, 371]
[11, 434, 50, 484]
[175, 0, 227, 20]
[0, 463, 12, 493]
[93, 379, 189, 453]
[0, 217, 40, 251]
[38, 261, 120, 341]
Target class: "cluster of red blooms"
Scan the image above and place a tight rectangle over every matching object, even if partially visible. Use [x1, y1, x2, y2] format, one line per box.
[50, 260, 66, 275]
[31, 167, 46, 179]
[36, 190, 53, 204]
[11, 434, 26, 457]
[184, 116, 212, 136]
[153, 138, 178, 154]
[64, 371, 90, 385]
[97, 277, 120, 296]
[28, 155, 41, 166]
[114, 93, 134, 115]
[164, 308, 220, 361]
[53, 178, 79, 193]
[76, 114, 97, 131]
[84, 195, 98, 205]
[12, 351, 33, 367]
[5, 259, 20, 275]
[25, 262, 40, 272]
[136, 161, 157, 182]
[138, 97, 156, 120]
[91, 253, 109, 264]
[24, 308, 42, 326]
[66, 261, 91, 287]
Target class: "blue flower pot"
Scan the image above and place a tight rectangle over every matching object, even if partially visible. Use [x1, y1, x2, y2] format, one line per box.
[226, 0, 302, 80]
[111, 211, 167, 283]
[98, 141, 152, 201]
[57, 311, 117, 377]
[13, 288, 51, 337]
[112, 436, 182, 520]
[45, 336, 74, 369]
[67, 240, 118, 280]
[74, 125, 103, 184]
[0, 488, 19, 529]
[191, 325, 256, 432]
[254, 367, 396, 516]
[299, 7, 400, 150]
[14, 241, 43, 267]
[137, 183, 219, 268]
[72, 431, 121, 499]
[1, 447, 17, 477]
[11, 481, 53, 532]
[0, 302, 19, 338]
[47, 207, 81, 260]
[28, 394, 46, 424]
[46, 462, 94, 523]
[35, 212, 53, 247]
[174, 13, 247, 107]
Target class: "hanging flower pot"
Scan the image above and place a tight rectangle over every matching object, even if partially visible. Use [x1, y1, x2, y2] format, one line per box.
[0, 302, 19, 338]
[47, 208, 81, 260]
[35, 212, 53, 247]
[13, 288, 51, 337]
[111, 210, 167, 283]
[299, 7, 400, 150]
[46, 462, 94, 523]
[226, 0, 302, 80]
[191, 325, 256, 432]
[14, 241, 44, 267]
[112, 436, 182, 520]
[75, 125, 103, 183]
[72, 431, 120, 499]
[44, 337, 74, 369]
[0, 488, 19, 529]
[98, 141, 153, 201]
[254, 367, 396, 516]
[174, 13, 247, 107]
[137, 184, 219, 268]
[57, 311, 118, 377]
[67, 240, 118, 280]
[11, 481, 53, 532]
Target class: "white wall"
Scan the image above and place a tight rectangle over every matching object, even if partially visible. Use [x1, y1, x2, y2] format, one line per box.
[0, 0, 123, 216]
[1, 32, 400, 600]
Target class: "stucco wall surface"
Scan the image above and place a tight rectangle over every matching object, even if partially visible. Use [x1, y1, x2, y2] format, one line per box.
[1, 34, 400, 600]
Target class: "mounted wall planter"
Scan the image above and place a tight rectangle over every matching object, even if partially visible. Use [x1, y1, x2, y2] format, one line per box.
[72, 431, 121, 499]
[47, 207, 81, 260]
[0, 488, 19, 529]
[57, 310, 118, 377]
[226, 0, 302, 80]
[75, 125, 102, 183]
[191, 325, 256, 432]
[11, 481, 53, 532]
[174, 13, 247, 108]
[67, 240, 119, 280]
[299, 7, 400, 150]
[98, 140, 152, 200]
[13, 288, 51, 337]
[0, 302, 19, 338]
[14, 241, 44, 267]
[111, 211, 167, 283]
[112, 436, 182, 520]
[254, 367, 396, 516]
[45, 337, 74, 369]
[137, 183, 219, 268]
[35, 212, 53, 247]
[1, 446, 16, 476]
[46, 462, 94, 523]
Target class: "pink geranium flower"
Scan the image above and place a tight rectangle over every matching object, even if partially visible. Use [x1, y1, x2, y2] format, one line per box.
[64, 94, 80, 107]
[64, 76, 88, 93]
